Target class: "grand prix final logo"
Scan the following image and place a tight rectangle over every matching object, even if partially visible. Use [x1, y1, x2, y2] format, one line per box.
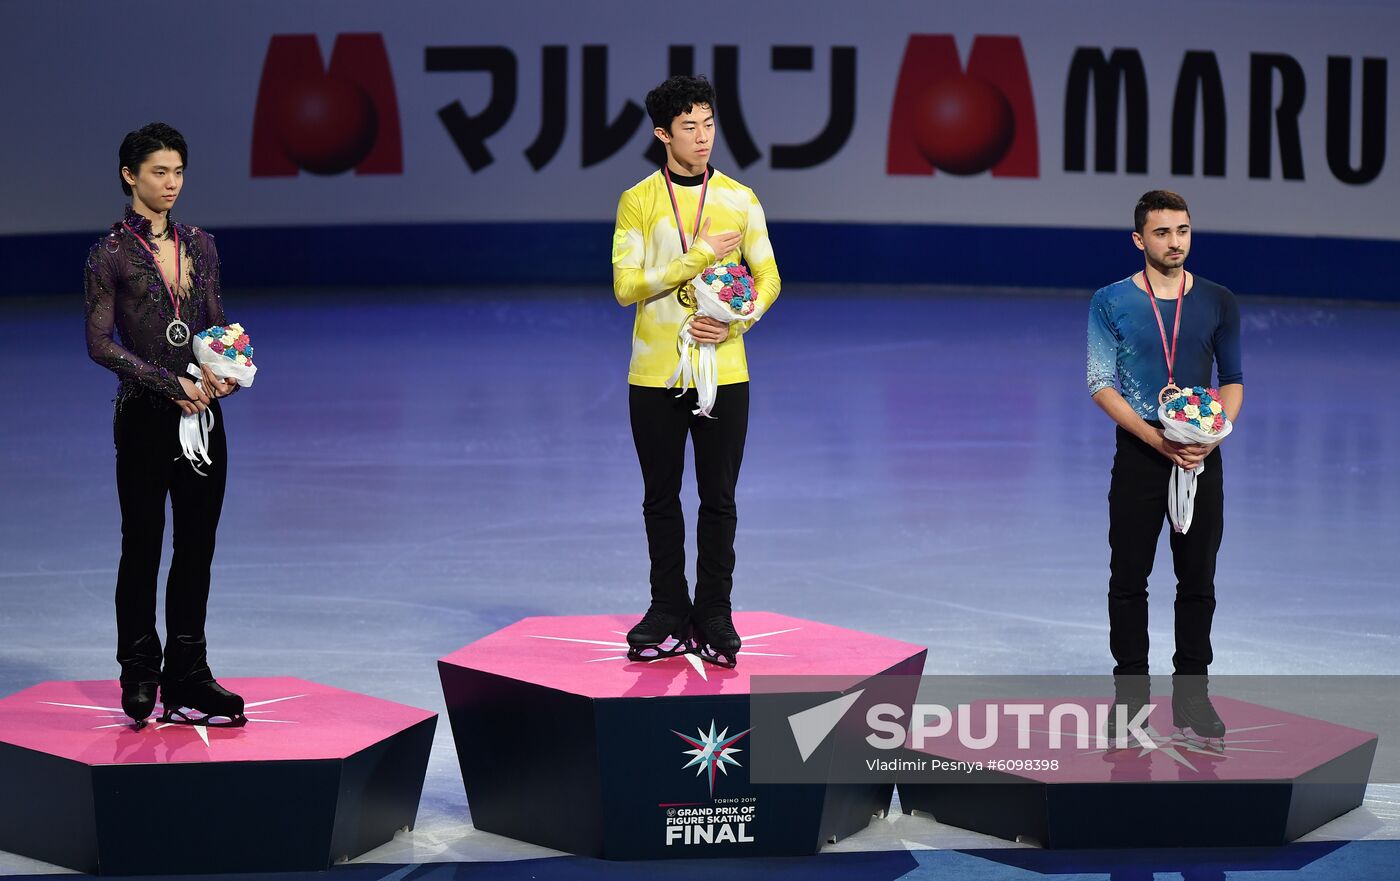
[251, 33, 403, 176]
[887, 35, 1038, 177]
[663, 719, 756, 846]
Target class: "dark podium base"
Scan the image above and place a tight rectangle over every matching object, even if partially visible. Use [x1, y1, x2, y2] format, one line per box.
[897, 695, 1376, 849]
[0, 677, 436, 874]
[439, 612, 927, 859]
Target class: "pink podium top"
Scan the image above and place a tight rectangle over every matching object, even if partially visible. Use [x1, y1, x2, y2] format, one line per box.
[439, 612, 927, 699]
[0, 677, 435, 766]
[905, 696, 1376, 783]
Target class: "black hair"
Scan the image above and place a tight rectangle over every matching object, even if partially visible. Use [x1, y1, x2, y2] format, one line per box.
[119, 123, 188, 196]
[645, 75, 717, 133]
[1134, 190, 1190, 234]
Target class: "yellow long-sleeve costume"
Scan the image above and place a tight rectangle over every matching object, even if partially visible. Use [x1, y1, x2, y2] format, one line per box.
[612, 168, 780, 387]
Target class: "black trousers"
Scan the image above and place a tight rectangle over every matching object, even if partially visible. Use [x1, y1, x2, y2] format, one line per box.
[113, 394, 227, 686]
[1107, 426, 1224, 677]
[629, 383, 749, 616]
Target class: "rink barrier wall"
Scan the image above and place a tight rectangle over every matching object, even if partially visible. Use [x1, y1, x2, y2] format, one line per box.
[4, 222, 1394, 301]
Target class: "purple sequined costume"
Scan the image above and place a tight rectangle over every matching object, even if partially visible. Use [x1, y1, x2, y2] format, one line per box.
[85, 205, 230, 406]
[84, 206, 235, 688]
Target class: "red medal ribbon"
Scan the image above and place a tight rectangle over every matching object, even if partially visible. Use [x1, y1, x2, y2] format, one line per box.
[123, 220, 182, 321]
[663, 165, 709, 252]
[1140, 271, 1186, 388]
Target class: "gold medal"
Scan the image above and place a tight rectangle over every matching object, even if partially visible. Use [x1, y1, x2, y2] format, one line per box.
[676, 282, 696, 310]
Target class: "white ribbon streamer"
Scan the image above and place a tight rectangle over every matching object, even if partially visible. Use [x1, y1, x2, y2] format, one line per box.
[666, 319, 698, 396]
[178, 364, 215, 476]
[1167, 458, 1204, 535]
[664, 319, 721, 418]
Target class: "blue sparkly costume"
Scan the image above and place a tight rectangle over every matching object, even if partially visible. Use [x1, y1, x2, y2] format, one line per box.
[1087, 274, 1243, 419]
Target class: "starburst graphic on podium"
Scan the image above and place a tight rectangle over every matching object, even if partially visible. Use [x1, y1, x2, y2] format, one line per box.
[39, 694, 305, 747]
[1077, 719, 1285, 771]
[673, 720, 751, 795]
[1006, 705, 1285, 774]
[525, 624, 799, 680]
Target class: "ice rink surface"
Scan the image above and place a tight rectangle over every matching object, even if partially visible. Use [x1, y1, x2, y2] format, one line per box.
[2, 285, 1397, 874]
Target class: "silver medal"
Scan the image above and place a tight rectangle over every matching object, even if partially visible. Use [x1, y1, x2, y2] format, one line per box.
[166, 319, 190, 346]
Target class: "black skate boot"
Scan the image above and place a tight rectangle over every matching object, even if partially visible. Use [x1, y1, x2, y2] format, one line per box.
[160, 678, 247, 727]
[121, 682, 158, 730]
[626, 606, 696, 662]
[692, 610, 741, 668]
[1172, 675, 1226, 745]
[1105, 675, 1152, 748]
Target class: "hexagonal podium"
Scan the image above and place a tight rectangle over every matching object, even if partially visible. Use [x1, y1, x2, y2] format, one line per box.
[438, 612, 926, 859]
[896, 695, 1377, 848]
[0, 677, 436, 874]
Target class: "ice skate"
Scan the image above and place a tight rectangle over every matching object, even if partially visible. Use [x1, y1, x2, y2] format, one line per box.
[1104, 675, 1151, 749]
[626, 606, 696, 662]
[121, 681, 157, 730]
[159, 678, 247, 727]
[692, 610, 741, 668]
[1172, 677, 1226, 749]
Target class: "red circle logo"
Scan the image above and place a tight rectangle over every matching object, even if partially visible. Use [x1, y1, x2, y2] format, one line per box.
[274, 76, 379, 175]
[911, 74, 1016, 175]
